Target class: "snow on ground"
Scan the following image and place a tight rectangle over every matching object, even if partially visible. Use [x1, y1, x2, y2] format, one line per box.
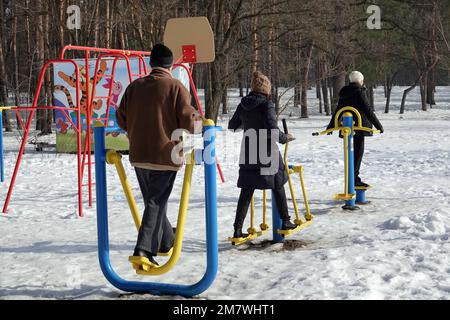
[0, 87, 449, 300]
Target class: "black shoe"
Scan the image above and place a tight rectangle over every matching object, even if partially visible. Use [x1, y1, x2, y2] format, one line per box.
[133, 248, 159, 266]
[281, 220, 297, 230]
[233, 229, 248, 239]
[158, 228, 177, 255]
[355, 180, 369, 188]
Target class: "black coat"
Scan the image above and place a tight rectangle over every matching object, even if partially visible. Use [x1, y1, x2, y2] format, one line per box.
[327, 83, 383, 136]
[228, 92, 288, 190]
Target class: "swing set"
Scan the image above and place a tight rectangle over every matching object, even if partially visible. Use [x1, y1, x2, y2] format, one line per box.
[1, 46, 151, 217]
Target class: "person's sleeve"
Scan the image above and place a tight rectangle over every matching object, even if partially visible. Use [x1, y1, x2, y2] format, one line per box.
[265, 102, 287, 144]
[358, 89, 383, 131]
[228, 105, 243, 130]
[116, 86, 129, 131]
[176, 84, 197, 134]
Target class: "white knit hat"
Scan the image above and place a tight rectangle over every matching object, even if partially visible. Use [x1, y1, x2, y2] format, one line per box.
[349, 71, 364, 85]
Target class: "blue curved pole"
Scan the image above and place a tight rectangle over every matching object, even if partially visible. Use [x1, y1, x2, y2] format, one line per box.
[94, 124, 218, 297]
[271, 193, 284, 243]
[342, 113, 358, 210]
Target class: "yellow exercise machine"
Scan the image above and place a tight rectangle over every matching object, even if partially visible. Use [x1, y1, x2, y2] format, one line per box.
[313, 106, 380, 210]
[228, 190, 270, 246]
[229, 119, 313, 245]
[106, 149, 195, 275]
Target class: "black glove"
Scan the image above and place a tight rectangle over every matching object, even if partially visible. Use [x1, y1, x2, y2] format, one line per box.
[379, 127, 384, 134]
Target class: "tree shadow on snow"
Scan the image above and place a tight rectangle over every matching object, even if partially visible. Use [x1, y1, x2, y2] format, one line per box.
[0, 241, 132, 254]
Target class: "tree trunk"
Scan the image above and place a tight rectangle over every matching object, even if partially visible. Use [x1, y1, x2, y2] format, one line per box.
[0, 0, 11, 131]
[427, 69, 436, 107]
[105, 0, 111, 47]
[59, 0, 66, 50]
[384, 72, 398, 114]
[332, 72, 345, 113]
[300, 44, 313, 118]
[12, 7, 21, 129]
[322, 79, 330, 116]
[317, 79, 323, 114]
[385, 86, 392, 114]
[222, 89, 228, 115]
[35, 0, 46, 132]
[251, 0, 259, 72]
[368, 86, 375, 109]
[238, 72, 244, 97]
[400, 84, 417, 114]
[420, 76, 427, 111]
[43, 1, 52, 135]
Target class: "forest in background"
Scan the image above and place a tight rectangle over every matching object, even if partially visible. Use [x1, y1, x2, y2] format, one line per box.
[0, 0, 450, 133]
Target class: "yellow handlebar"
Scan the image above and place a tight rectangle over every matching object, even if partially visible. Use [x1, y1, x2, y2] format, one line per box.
[313, 107, 380, 137]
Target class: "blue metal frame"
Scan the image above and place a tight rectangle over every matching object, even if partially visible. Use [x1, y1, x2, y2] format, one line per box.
[343, 114, 358, 210]
[356, 189, 369, 204]
[94, 124, 219, 297]
[271, 192, 284, 243]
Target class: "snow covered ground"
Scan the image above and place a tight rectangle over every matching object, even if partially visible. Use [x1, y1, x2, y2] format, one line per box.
[0, 86, 449, 300]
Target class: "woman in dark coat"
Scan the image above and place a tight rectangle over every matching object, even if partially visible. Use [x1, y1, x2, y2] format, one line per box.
[228, 71, 297, 239]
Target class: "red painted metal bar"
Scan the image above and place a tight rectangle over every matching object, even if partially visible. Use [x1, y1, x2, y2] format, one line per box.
[173, 63, 204, 116]
[14, 110, 25, 131]
[60, 45, 151, 60]
[85, 51, 93, 208]
[10, 106, 81, 111]
[128, 53, 149, 76]
[3, 60, 83, 217]
[60, 109, 79, 133]
[89, 53, 133, 128]
[173, 63, 225, 183]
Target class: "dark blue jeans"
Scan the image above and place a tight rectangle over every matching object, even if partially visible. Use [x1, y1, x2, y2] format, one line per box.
[134, 168, 177, 255]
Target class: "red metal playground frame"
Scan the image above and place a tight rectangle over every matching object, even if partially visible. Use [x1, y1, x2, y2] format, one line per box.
[2, 45, 224, 218]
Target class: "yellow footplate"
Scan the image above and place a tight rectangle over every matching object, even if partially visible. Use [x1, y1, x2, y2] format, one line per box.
[355, 185, 372, 191]
[157, 248, 173, 257]
[128, 256, 158, 272]
[277, 220, 313, 237]
[334, 193, 356, 201]
[228, 229, 268, 246]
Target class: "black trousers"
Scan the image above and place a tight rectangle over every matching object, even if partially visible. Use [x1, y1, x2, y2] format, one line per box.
[353, 134, 365, 182]
[134, 168, 177, 255]
[234, 187, 290, 230]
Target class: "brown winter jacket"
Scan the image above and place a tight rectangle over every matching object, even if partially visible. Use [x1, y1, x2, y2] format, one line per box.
[116, 67, 198, 171]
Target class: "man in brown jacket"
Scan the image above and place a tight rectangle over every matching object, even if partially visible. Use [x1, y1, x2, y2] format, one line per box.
[116, 43, 200, 267]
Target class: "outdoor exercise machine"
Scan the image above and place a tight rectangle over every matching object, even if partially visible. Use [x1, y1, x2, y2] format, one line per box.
[94, 119, 219, 296]
[91, 17, 222, 297]
[229, 120, 313, 245]
[313, 107, 380, 210]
